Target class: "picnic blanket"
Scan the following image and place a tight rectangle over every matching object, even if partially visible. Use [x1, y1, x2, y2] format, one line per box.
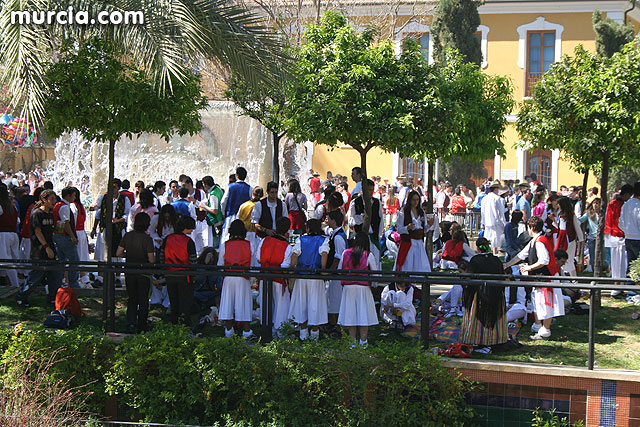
[401, 313, 520, 342]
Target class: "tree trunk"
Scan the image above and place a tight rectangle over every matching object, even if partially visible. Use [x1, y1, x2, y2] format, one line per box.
[425, 161, 435, 263]
[577, 168, 589, 271]
[593, 151, 609, 310]
[103, 138, 116, 331]
[272, 133, 281, 183]
[359, 148, 372, 235]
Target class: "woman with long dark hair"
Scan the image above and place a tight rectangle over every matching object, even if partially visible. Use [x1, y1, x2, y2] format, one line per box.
[127, 188, 158, 232]
[285, 179, 307, 234]
[150, 204, 178, 249]
[394, 190, 436, 275]
[554, 196, 584, 276]
[0, 183, 20, 286]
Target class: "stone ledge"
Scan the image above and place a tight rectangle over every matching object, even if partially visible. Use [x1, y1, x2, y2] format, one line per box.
[443, 358, 640, 383]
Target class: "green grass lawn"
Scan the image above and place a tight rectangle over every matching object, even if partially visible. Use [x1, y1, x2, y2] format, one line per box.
[1, 285, 638, 370]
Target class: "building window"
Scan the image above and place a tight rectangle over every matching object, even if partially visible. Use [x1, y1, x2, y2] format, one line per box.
[401, 157, 424, 187]
[525, 31, 555, 96]
[526, 149, 552, 188]
[406, 33, 430, 60]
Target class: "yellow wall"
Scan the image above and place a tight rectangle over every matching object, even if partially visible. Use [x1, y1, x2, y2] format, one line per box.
[312, 145, 393, 188]
[310, 8, 618, 193]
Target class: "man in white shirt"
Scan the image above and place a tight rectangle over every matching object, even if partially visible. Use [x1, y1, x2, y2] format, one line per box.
[481, 182, 506, 255]
[52, 187, 81, 288]
[252, 181, 288, 239]
[351, 167, 363, 197]
[436, 182, 453, 216]
[620, 181, 640, 271]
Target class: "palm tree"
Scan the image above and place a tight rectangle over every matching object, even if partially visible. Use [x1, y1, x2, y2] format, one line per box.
[0, 0, 286, 126]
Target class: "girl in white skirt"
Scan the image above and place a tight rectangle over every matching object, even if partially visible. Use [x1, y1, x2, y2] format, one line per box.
[149, 205, 178, 308]
[218, 219, 256, 341]
[338, 232, 379, 348]
[505, 216, 564, 340]
[394, 190, 436, 275]
[289, 219, 329, 340]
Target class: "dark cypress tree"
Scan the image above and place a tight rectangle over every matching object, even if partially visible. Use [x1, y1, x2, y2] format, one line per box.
[592, 10, 634, 58]
[431, 0, 483, 66]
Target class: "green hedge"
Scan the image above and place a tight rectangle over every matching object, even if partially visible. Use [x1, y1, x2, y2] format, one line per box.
[1, 325, 475, 426]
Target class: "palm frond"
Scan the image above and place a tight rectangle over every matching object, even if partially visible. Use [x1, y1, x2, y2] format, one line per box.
[1, 0, 287, 126]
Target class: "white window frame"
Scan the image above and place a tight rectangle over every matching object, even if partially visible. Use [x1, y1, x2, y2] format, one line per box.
[517, 16, 564, 69]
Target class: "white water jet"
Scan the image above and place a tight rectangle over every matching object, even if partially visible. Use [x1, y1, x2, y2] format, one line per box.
[49, 101, 307, 198]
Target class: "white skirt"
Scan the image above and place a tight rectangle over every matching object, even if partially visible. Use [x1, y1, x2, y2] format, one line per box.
[76, 230, 90, 262]
[94, 230, 105, 262]
[326, 280, 343, 314]
[338, 285, 379, 327]
[288, 278, 328, 326]
[393, 238, 431, 273]
[219, 276, 253, 322]
[259, 280, 291, 330]
[532, 287, 565, 320]
[0, 232, 20, 286]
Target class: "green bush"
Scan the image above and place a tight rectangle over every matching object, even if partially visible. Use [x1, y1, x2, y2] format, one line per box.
[105, 325, 475, 426]
[532, 409, 584, 427]
[1, 326, 115, 415]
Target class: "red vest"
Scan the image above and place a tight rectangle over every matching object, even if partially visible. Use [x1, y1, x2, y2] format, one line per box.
[604, 199, 625, 237]
[19, 204, 34, 238]
[164, 233, 192, 270]
[53, 202, 76, 237]
[121, 190, 135, 207]
[225, 239, 252, 266]
[442, 240, 464, 264]
[0, 203, 18, 232]
[260, 236, 289, 286]
[535, 234, 561, 276]
[75, 203, 86, 231]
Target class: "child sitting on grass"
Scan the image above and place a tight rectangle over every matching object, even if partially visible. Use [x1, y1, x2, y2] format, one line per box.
[380, 281, 416, 330]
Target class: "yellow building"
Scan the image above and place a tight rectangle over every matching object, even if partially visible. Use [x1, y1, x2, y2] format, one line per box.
[309, 0, 639, 191]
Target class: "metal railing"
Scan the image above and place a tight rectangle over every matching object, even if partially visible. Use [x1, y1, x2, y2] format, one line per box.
[0, 258, 637, 371]
[436, 211, 482, 236]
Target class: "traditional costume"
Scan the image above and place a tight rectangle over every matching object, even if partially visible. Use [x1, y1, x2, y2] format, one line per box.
[218, 238, 253, 322]
[0, 202, 20, 286]
[394, 209, 436, 274]
[516, 232, 564, 321]
[337, 249, 378, 327]
[288, 234, 329, 327]
[460, 253, 508, 346]
[325, 226, 347, 316]
[380, 283, 416, 326]
[257, 235, 293, 333]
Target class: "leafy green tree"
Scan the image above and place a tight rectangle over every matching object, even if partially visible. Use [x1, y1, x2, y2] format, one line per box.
[605, 166, 640, 194]
[285, 12, 422, 229]
[593, 10, 634, 58]
[438, 157, 487, 187]
[517, 44, 640, 294]
[43, 39, 207, 329]
[431, 0, 483, 66]
[0, 0, 285, 126]
[225, 75, 289, 182]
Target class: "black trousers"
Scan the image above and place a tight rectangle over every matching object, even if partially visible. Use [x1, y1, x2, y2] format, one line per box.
[166, 275, 194, 326]
[125, 274, 151, 329]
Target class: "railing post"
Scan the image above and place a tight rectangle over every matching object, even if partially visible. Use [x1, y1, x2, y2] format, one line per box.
[421, 279, 430, 350]
[588, 281, 596, 370]
[261, 278, 273, 343]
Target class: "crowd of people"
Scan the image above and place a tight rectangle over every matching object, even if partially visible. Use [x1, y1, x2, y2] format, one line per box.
[1, 163, 639, 349]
